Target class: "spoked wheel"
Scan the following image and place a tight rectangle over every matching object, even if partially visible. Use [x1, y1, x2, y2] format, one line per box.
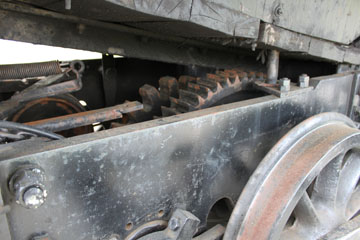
[224, 113, 360, 240]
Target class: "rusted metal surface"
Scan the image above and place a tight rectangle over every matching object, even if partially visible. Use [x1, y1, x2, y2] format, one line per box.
[159, 76, 179, 106]
[26, 101, 143, 132]
[0, 70, 82, 119]
[162, 69, 265, 116]
[127, 85, 161, 122]
[8, 95, 92, 137]
[130, 69, 267, 120]
[224, 113, 360, 240]
[0, 61, 62, 80]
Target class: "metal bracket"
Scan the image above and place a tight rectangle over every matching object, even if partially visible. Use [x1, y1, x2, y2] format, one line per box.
[138, 209, 200, 240]
[136, 209, 225, 240]
[253, 80, 313, 98]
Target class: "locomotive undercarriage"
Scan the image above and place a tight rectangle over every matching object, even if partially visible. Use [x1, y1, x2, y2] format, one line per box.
[0, 62, 359, 239]
[0, 1, 360, 239]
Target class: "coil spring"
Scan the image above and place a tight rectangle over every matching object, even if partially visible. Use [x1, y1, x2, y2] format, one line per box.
[0, 61, 62, 80]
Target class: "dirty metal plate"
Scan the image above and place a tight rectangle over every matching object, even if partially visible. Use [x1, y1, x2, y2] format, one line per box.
[0, 73, 355, 239]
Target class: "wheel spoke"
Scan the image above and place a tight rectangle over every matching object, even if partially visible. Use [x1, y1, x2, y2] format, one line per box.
[294, 191, 321, 225]
[337, 151, 360, 212]
[312, 153, 344, 209]
[346, 186, 360, 219]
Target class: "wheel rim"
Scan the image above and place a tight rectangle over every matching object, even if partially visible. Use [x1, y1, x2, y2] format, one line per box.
[224, 112, 360, 240]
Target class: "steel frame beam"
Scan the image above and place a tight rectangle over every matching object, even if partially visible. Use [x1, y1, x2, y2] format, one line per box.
[0, 2, 260, 69]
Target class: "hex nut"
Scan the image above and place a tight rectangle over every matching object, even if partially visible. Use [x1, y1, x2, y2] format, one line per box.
[279, 78, 291, 92]
[299, 74, 310, 88]
[168, 217, 180, 231]
[9, 165, 47, 209]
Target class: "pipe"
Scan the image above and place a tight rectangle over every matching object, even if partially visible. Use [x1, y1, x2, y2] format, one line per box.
[266, 50, 279, 84]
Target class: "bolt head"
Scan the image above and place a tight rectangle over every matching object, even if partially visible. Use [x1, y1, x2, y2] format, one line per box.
[274, 5, 283, 17]
[279, 78, 291, 91]
[299, 74, 310, 88]
[9, 165, 47, 209]
[280, 78, 290, 86]
[169, 217, 180, 231]
[23, 187, 47, 209]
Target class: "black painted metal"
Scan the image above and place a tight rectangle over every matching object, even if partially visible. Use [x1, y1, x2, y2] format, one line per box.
[0, 72, 357, 239]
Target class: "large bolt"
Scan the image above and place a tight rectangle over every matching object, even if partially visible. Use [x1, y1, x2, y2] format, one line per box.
[168, 217, 180, 231]
[299, 74, 310, 88]
[274, 6, 283, 17]
[279, 78, 291, 92]
[9, 165, 47, 209]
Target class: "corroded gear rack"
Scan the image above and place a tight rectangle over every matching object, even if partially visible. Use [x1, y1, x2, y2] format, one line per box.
[129, 69, 266, 122]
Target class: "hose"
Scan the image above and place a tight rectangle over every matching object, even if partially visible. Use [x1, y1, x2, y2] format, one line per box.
[0, 120, 64, 140]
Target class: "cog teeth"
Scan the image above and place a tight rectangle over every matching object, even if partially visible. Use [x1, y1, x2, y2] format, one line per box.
[206, 73, 220, 80]
[178, 75, 197, 90]
[217, 71, 233, 84]
[161, 106, 181, 117]
[237, 71, 248, 81]
[179, 89, 203, 106]
[223, 70, 239, 84]
[159, 76, 179, 105]
[207, 73, 225, 84]
[187, 82, 211, 98]
[130, 69, 265, 120]
[169, 97, 190, 111]
[197, 78, 218, 90]
[137, 84, 161, 114]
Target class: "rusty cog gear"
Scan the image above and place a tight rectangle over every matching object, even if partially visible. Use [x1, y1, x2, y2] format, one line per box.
[127, 69, 266, 122]
[162, 69, 266, 116]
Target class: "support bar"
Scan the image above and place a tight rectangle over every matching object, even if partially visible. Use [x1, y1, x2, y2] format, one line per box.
[266, 50, 279, 84]
[25, 101, 143, 132]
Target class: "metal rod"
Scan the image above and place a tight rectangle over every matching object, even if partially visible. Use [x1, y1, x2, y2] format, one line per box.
[193, 224, 225, 240]
[25, 101, 143, 132]
[266, 49, 279, 84]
